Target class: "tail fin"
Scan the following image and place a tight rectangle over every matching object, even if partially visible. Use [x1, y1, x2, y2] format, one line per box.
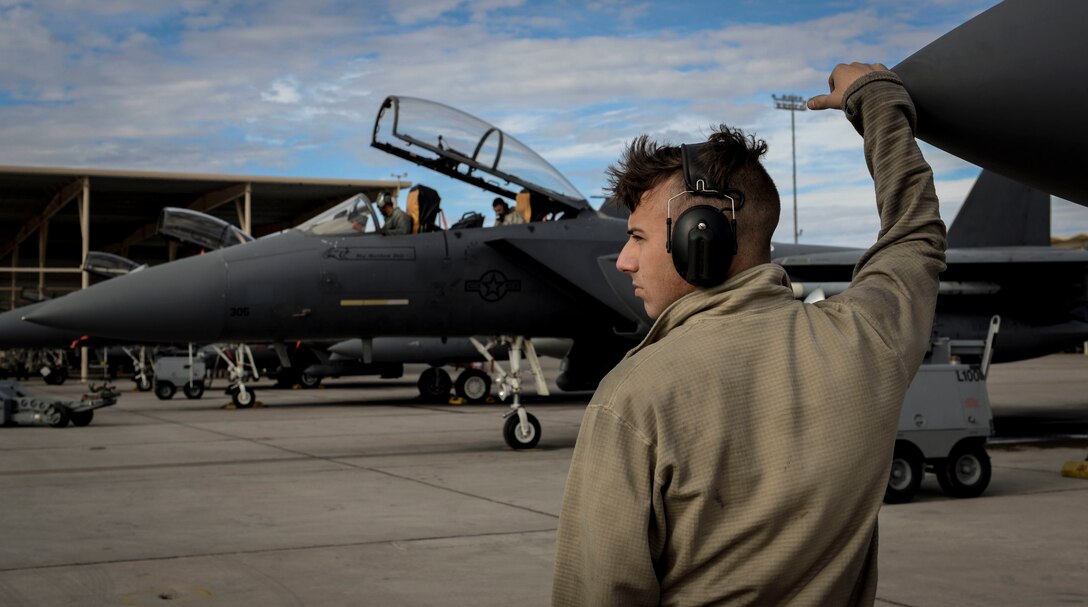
[947, 170, 1051, 248]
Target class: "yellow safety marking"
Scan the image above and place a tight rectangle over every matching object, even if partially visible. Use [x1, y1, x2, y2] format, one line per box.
[339, 298, 409, 306]
[1061, 460, 1088, 479]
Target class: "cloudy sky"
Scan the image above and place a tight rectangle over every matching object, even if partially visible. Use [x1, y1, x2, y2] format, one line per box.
[3, 0, 1087, 246]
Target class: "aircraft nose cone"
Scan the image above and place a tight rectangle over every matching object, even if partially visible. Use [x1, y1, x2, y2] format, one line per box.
[0, 302, 78, 348]
[25, 253, 228, 343]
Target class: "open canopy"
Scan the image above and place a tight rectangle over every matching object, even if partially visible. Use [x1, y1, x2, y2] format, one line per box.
[157, 207, 255, 251]
[372, 96, 591, 219]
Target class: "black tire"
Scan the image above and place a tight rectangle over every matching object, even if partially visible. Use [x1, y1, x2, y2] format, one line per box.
[455, 369, 491, 403]
[936, 442, 992, 499]
[70, 410, 94, 427]
[155, 382, 176, 400]
[417, 367, 452, 403]
[43, 367, 67, 385]
[274, 370, 299, 389]
[135, 375, 153, 392]
[885, 441, 925, 504]
[298, 372, 322, 389]
[46, 404, 70, 428]
[183, 381, 205, 400]
[232, 388, 255, 408]
[503, 412, 541, 450]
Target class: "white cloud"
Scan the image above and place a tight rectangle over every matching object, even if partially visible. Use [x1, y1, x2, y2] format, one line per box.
[262, 77, 302, 104]
[0, 0, 1030, 247]
[387, 0, 463, 25]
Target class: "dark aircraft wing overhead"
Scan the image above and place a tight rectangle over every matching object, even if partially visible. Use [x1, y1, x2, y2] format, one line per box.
[372, 95, 591, 219]
[892, 0, 1088, 205]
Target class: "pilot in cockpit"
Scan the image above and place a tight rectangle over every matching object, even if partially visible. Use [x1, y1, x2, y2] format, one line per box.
[378, 193, 413, 235]
[492, 198, 526, 226]
[348, 202, 369, 233]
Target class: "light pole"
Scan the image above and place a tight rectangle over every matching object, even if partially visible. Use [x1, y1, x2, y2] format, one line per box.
[772, 94, 806, 244]
[390, 171, 407, 200]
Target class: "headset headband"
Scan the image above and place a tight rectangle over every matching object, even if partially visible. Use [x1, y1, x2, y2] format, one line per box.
[680, 142, 745, 209]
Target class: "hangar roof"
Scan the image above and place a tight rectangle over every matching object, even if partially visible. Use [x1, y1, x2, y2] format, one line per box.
[0, 165, 407, 309]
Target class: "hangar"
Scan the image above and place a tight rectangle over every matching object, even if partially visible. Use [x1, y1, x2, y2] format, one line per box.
[0, 165, 407, 311]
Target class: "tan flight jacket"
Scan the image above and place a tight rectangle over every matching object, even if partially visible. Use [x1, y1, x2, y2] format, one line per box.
[552, 72, 947, 606]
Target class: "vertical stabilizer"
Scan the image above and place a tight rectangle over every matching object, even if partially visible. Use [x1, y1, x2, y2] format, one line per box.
[947, 170, 1050, 248]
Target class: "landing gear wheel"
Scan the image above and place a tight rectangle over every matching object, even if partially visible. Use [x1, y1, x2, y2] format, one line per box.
[936, 442, 991, 498]
[135, 375, 152, 392]
[154, 382, 176, 400]
[46, 404, 70, 428]
[70, 410, 94, 427]
[275, 370, 299, 389]
[43, 367, 67, 385]
[232, 388, 255, 409]
[885, 442, 924, 504]
[417, 367, 452, 403]
[503, 412, 541, 450]
[455, 369, 491, 403]
[183, 381, 205, 400]
[299, 372, 322, 389]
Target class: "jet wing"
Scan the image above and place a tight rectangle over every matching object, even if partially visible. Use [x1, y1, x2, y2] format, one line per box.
[778, 246, 1088, 306]
[778, 247, 1088, 271]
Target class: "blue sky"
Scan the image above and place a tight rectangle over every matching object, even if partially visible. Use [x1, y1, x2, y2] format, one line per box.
[3, 0, 1087, 245]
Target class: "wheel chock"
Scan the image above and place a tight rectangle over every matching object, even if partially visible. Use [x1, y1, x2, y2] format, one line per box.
[448, 396, 466, 405]
[1061, 460, 1088, 479]
[223, 403, 237, 410]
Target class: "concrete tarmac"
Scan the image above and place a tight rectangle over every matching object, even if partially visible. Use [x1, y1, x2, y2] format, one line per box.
[1, 355, 1085, 606]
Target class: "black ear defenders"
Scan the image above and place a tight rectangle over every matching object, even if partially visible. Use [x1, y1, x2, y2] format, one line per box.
[666, 142, 744, 287]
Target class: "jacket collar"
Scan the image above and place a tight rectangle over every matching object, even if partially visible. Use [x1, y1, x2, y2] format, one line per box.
[630, 263, 794, 355]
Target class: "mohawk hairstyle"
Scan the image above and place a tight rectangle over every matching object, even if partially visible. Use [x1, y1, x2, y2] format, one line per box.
[607, 126, 774, 213]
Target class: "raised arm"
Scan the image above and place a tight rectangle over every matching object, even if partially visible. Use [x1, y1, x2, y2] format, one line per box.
[810, 63, 948, 370]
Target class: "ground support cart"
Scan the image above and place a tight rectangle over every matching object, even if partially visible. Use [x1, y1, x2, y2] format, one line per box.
[152, 354, 207, 400]
[1, 381, 120, 427]
[885, 317, 999, 503]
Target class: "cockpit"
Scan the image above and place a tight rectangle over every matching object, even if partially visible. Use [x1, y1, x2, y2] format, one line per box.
[300, 94, 595, 238]
[299, 185, 449, 236]
[298, 194, 382, 236]
[371, 95, 592, 222]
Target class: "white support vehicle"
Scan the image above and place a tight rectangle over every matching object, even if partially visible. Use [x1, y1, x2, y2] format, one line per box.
[152, 345, 208, 401]
[885, 316, 1000, 503]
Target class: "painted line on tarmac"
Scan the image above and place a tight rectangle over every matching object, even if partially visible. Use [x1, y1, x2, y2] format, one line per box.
[0, 528, 559, 574]
[0, 455, 318, 478]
